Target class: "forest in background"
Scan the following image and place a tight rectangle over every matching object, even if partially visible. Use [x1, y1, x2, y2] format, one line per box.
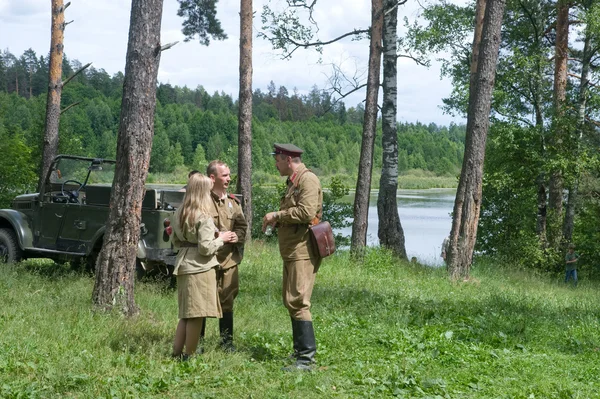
[0, 48, 465, 196]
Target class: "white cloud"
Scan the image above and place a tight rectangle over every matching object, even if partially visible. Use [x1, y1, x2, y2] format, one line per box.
[0, 0, 466, 125]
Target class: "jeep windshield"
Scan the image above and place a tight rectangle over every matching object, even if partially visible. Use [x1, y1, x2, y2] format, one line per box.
[49, 156, 116, 187]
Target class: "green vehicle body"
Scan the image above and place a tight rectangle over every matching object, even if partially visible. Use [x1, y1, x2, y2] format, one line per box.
[0, 155, 184, 273]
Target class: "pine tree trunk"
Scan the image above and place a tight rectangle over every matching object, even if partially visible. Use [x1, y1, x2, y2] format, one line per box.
[39, 0, 65, 191]
[447, 0, 506, 281]
[469, 0, 486, 101]
[92, 0, 163, 316]
[237, 0, 253, 239]
[547, 0, 569, 249]
[377, 0, 406, 259]
[350, 0, 384, 257]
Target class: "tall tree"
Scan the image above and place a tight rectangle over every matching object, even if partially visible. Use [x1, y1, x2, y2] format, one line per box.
[237, 0, 253, 238]
[350, 0, 384, 256]
[563, 0, 599, 242]
[92, 0, 164, 315]
[39, 0, 68, 191]
[377, 0, 407, 259]
[38, 1, 90, 191]
[447, 0, 506, 280]
[546, 0, 570, 249]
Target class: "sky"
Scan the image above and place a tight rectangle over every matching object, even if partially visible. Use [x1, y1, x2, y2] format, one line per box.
[0, 0, 468, 126]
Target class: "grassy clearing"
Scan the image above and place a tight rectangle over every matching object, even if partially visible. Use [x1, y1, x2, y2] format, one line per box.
[1, 244, 599, 398]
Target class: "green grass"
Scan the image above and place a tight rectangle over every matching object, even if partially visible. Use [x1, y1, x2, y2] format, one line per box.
[1, 245, 599, 398]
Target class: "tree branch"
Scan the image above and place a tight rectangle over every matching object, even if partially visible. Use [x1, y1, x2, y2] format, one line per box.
[587, 117, 600, 127]
[62, 62, 92, 87]
[64, 1, 71, 10]
[161, 41, 179, 52]
[493, 107, 534, 127]
[283, 28, 370, 57]
[568, 73, 598, 87]
[397, 53, 428, 67]
[61, 101, 81, 115]
[385, 0, 408, 16]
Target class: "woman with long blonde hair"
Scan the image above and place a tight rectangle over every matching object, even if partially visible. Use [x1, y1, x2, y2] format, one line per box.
[171, 173, 234, 359]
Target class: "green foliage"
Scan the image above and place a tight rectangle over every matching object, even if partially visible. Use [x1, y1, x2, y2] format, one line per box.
[0, 129, 36, 207]
[322, 176, 353, 245]
[3, 248, 600, 397]
[176, 0, 227, 45]
[0, 50, 465, 195]
[250, 182, 286, 239]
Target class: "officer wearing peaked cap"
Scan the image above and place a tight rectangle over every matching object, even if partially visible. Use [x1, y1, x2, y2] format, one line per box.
[263, 143, 323, 371]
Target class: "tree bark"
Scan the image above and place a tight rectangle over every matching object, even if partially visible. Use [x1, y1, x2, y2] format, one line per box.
[350, 0, 384, 257]
[547, 0, 569, 249]
[39, 0, 66, 191]
[237, 0, 253, 240]
[563, 31, 591, 242]
[92, 0, 163, 316]
[469, 0, 487, 102]
[377, 0, 406, 259]
[447, 0, 506, 281]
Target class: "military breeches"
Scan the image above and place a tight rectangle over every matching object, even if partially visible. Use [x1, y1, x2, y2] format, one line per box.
[217, 266, 239, 312]
[282, 258, 317, 321]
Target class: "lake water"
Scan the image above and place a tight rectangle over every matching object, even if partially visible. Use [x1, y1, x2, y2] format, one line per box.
[338, 189, 455, 266]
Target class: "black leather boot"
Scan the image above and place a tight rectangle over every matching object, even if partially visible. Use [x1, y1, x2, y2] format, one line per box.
[284, 320, 316, 371]
[219, 312, 235, 352]
[289, 317, 299, 360]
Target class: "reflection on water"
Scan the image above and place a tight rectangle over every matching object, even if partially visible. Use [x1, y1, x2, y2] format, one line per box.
[337, 188, 455, 266]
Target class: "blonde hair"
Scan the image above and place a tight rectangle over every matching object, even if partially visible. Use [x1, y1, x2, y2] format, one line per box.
[178, 173, 213, 228]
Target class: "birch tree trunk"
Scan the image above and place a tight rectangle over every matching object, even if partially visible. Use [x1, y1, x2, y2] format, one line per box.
[447, 0, 506, 281]
[39, 0, 66, 191]
[92, 0, 163, 316]
[563, 32, 591, 242]
[237, 0, 253, 239]
[547, 0, 570, 249]
[377, 0, 406, 259]
[350, 0, 384, 257]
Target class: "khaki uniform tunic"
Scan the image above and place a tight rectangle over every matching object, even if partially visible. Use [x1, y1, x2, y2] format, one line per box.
[210, 192, 248, 311]
[276, 163, 323, 320]
[171, 211, 224, 319]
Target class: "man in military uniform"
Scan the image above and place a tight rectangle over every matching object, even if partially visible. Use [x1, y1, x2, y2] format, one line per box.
[262, 143, 323, 371]
[205, 160, 248, 351]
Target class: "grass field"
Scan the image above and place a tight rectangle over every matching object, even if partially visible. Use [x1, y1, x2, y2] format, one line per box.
[1, 243, 599, 398]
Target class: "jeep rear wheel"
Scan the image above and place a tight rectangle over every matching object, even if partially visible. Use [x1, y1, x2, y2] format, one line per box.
[0, 228, 23, 264]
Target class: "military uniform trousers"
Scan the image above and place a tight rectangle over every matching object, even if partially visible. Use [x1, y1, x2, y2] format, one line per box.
[217, 266, 239, 312]
[283, 258, 318, 321]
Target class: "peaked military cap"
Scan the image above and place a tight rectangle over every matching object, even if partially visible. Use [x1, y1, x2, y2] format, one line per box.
[271, 143, 304, 157]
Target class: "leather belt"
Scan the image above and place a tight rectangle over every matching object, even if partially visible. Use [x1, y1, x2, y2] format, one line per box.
[178, 242, 197, 248]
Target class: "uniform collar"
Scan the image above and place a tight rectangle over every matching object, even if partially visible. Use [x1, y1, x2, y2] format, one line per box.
[289, 163, 306, 184]
[211, 191, 227, 202]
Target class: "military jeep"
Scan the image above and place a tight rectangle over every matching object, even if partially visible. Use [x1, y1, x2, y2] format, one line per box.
[0, 155, 184, 274]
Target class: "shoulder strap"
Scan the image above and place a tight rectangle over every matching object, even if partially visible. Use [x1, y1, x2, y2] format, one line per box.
[292, 168, 322, 224]
[228, 193, 241, 204]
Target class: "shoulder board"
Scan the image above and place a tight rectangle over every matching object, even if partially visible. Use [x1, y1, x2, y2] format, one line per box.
[293, 168, 313, 188]
[228, 193, 241, 204]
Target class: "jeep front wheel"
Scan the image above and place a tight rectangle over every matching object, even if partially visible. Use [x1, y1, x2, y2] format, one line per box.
[0, 228, 23, 264]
